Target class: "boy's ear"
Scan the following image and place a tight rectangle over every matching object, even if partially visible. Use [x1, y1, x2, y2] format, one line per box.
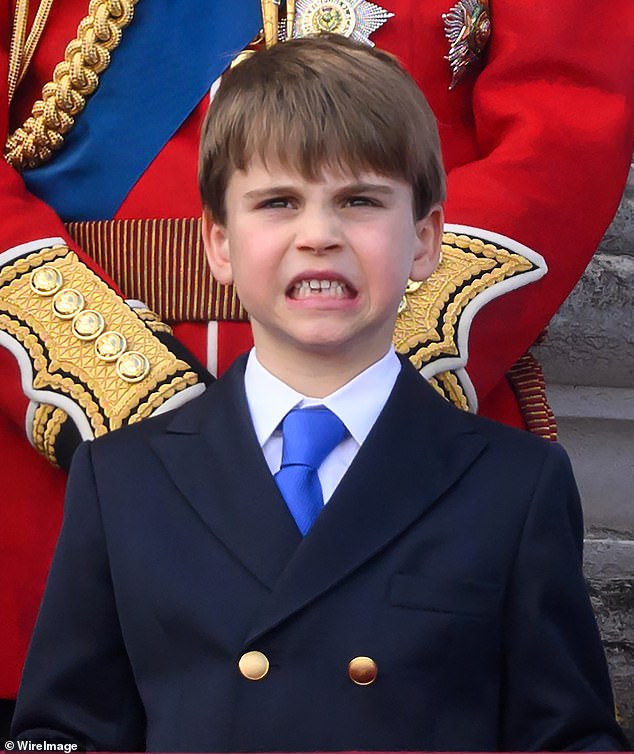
[201, 208, 234, 285]
[410, 204, 444, 282]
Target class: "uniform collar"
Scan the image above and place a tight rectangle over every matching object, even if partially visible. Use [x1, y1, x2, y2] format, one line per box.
[244, 347, 401, 448]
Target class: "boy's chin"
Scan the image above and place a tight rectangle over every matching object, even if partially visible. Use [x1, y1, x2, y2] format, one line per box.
[280, 330, 393, 364]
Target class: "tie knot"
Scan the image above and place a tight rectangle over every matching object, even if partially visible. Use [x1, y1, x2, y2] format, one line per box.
[280, 407, 347, 471]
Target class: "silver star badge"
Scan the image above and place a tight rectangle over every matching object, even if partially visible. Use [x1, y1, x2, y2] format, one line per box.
[294, 0, 394, 46]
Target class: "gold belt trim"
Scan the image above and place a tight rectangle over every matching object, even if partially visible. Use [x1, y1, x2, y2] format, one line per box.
[65, 218, 248, 323]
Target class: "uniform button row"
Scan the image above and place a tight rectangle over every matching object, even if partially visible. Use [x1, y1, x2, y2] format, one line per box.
[30, 265, 150, 383]
[238, 651, 378, 685]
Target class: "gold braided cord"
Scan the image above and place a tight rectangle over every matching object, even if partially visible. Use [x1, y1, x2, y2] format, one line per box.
[7, 0, 30, 105]
[5, 0, 138, 170]
[10, 0, 57, 104]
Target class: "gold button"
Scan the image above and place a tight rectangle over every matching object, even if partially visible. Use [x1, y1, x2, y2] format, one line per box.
[72, 309, 106, 340]
[30, 266, 63, 296]
[238, 651, 269, 681]
[116, 351, 150, 383]
[52, 288, 85, 319]
[95, 331, 127, 362]
[348, 656, 378, 686]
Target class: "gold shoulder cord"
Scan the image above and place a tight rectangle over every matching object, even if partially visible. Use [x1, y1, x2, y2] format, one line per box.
[5, 0, 138, 170]
[8, 0, 55, 105]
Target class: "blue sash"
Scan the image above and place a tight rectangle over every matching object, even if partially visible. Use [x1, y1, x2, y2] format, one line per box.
[23, 0, 262, 221]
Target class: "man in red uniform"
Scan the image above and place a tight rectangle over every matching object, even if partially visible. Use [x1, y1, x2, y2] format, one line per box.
[0, 0, 632, 731]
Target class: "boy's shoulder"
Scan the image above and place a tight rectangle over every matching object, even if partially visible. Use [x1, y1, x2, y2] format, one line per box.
[394, 358, 578, 505]
[460, 401, 572, 478]
[399, 357, 559, 460]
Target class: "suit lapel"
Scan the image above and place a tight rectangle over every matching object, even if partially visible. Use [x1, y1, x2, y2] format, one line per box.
[150, 355, 301, 589]
[246, 360, 487, 643]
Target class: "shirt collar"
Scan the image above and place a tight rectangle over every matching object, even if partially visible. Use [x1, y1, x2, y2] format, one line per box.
[244, 347, 401, 447]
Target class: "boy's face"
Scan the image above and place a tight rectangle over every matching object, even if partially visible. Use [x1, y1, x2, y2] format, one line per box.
[203, 160, 442, 371]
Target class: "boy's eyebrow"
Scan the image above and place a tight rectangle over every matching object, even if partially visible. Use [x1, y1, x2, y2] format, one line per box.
[243, 182, 397, 200]
[337, 182, 396, 195]
[243, 186, 299, 200]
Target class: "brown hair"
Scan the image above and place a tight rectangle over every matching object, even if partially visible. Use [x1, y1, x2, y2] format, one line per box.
[199, 34, 445, 224]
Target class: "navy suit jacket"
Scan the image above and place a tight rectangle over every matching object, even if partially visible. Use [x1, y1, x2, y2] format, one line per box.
[12, 356, 626, 752]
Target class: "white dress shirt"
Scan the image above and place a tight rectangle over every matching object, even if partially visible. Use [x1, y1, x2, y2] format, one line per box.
[244, 348, 401, 503]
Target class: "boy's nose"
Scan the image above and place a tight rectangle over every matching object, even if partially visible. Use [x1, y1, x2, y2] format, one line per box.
[294, 208, 343, 254]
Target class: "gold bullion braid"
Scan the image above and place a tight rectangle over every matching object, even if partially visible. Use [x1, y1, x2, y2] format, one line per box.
[5, 0, 139, 170]
[134, 308, 173, 335]
[32, 403, 68, 466]
[428, 370, 469, 411]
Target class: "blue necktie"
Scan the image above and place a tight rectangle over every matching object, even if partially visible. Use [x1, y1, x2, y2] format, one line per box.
[275, 407, 347, 535]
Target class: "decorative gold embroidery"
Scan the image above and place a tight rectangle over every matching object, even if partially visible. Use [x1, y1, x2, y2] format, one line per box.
[428, 370, 469, 411]
[5, 0, 138, 170]
[0, 245, 199, 438]
[131, 308, 173, 335]
[394, 232, 535, 369]
[128, 375, 200, 424]
[32, 403, 68, 466]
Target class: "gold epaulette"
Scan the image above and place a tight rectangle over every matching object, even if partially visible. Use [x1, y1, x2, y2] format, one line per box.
[394, 226, 547, 412]
[0, 241, 203, 466]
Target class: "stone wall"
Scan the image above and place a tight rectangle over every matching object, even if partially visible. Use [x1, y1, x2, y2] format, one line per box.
[533, 162, 634, 742]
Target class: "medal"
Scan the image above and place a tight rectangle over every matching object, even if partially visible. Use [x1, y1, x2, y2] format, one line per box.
[443, 0, 491, 88]
[294, 0, 393, 46]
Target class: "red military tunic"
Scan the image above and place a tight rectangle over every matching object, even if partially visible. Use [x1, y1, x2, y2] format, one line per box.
[0, 0, 632, 699]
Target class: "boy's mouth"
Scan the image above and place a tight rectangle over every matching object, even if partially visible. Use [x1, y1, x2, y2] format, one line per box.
[287, 277, 355, 300]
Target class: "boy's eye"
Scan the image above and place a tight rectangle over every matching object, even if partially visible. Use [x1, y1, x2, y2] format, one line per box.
[344, 196, 381, 208]
[259, 197, 295, 209]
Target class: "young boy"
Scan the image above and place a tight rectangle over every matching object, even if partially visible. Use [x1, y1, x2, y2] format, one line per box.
[10, 35, 626, 752]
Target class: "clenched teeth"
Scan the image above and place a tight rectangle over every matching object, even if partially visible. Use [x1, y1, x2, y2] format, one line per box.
[291, 279, 350, 298]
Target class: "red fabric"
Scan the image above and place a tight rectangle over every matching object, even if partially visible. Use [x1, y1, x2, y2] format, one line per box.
[216, 321, 254, 376]
[0, 0, 632, 697]
[374, 0, 634, 398]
